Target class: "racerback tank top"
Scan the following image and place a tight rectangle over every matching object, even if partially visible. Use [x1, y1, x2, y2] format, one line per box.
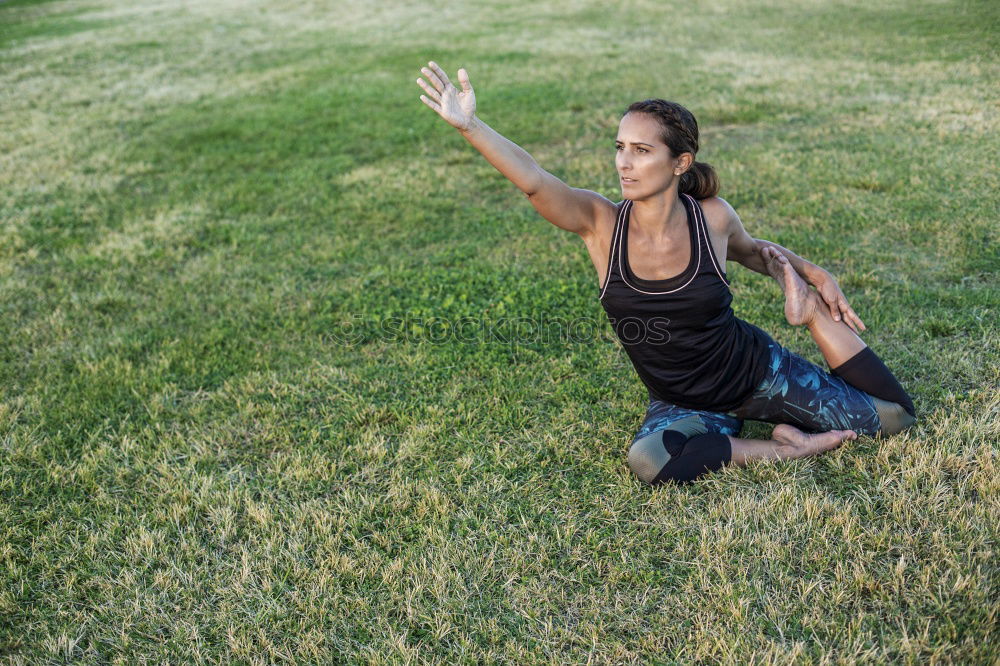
[599, 193, 771, 412]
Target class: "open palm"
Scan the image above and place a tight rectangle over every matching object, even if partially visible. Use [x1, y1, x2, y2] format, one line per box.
[416, 61, 476, 131]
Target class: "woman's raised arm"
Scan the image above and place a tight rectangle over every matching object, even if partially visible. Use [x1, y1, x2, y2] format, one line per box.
[416, 61, 613, 237]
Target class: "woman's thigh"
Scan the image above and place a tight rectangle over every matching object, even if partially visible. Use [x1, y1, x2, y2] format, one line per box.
[732, 340, 881, 435]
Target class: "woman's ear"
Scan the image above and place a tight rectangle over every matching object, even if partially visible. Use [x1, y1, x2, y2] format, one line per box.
[676, 152, 695, 174]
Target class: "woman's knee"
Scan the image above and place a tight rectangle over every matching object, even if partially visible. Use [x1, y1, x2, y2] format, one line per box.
[627, 431, 672, 484]
[628, 431, 731, 485]
[873, 396, 917, 435]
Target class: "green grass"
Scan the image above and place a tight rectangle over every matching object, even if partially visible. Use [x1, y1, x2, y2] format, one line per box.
[1, 0, 998, 662]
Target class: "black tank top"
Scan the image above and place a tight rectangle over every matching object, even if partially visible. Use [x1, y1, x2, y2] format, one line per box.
[599, 194, 771, 412]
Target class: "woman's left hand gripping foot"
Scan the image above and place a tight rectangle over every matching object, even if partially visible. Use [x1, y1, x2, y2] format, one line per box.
[763, 246, 866, 333]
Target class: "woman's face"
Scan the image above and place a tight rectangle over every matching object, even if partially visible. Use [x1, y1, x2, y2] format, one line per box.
[615, 112, 684, 200]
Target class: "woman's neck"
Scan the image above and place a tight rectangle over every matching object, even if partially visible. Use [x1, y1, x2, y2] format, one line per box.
[629, 188, 686, 242]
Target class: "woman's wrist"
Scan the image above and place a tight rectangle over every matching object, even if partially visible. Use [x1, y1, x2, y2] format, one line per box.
[801, 262, 828, 284]
[458, 115, 481, 135]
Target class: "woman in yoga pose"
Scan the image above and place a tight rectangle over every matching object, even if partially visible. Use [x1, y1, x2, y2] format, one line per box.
[416, 62, 916, 484]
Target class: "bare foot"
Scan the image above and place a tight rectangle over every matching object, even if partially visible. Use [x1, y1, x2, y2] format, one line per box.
[771, 423, 856, 459]
[762, 247, 818, 326]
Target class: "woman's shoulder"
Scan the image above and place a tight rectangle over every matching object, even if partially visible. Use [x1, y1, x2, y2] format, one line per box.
[589, 195, 622, 226]
[590, 198, 620, 239]
[695, 196, 740, 233]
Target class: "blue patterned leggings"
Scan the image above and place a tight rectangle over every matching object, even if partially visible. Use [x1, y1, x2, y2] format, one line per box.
[632, 339, 881, 445]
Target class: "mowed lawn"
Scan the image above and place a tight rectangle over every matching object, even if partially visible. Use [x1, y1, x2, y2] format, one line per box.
[1, 0, 998, 662]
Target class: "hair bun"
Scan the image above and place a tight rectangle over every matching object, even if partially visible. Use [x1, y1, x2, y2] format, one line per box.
[680, 161, 719, 200]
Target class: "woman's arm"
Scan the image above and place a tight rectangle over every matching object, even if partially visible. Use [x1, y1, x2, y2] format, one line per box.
[416, 62, 612, 237]
[714, 198, 867, 333]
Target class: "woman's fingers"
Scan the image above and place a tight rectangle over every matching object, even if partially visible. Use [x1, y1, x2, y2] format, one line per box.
[823, 294, 840, 322]
[835, 301, 860, 334]
[419, 94, 441, 113]
[416, 76, 441, 103]
[428, 61, 453, 89]
[820, 291, 852, 329]
[825, 291, 866, 333]
[843, 303, 866, 332]
[457, 67, 472, 93]
[421, 65, 446, 93]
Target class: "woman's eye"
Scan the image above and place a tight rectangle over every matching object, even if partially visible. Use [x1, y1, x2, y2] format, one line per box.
[637, 148, 647, 153]
[615, 145, 623, 151]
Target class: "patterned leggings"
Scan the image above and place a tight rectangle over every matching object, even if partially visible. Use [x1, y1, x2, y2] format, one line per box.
[627, 339, 913, 484]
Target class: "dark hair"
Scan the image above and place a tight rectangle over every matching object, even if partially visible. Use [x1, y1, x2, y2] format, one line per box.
[625, 99, 719, 199]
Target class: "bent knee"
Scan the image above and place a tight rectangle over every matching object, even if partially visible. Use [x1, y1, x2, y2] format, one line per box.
[627, 432, 671, 485]
[873, 397, 917, 435]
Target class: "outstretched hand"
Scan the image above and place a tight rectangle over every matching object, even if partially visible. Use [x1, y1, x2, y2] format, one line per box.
[416, 61, 476, 131]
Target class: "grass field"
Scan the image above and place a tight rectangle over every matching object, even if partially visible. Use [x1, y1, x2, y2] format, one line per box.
[2, 0, 998, 662]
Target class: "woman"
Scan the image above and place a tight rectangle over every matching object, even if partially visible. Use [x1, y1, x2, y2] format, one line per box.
[416, 62, 916, 484]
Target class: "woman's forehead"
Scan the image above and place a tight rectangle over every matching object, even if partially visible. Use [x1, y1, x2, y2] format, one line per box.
[617, 112, 664, 142]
